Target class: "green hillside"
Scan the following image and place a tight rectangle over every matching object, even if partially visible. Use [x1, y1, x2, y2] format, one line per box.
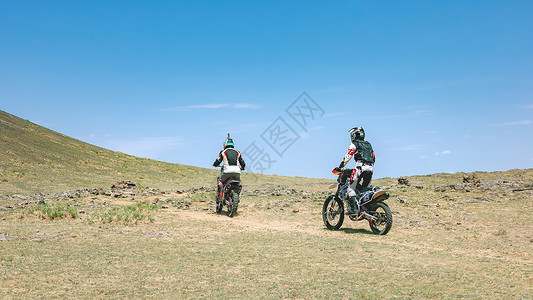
[0, 110, 320, 194]
[0, 110, 211, 193]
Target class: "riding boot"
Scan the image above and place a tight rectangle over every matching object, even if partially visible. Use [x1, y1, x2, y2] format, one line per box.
[346, 196, 356, 215]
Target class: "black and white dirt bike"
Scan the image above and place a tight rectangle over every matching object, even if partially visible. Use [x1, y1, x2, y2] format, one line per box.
[215, 177, 242, 217]
[322, 168, 393, 235]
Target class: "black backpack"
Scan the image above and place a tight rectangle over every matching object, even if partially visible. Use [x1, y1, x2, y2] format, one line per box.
[354, 140, 374, 163]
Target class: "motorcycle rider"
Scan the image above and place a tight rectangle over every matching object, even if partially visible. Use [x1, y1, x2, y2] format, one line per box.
[213, 134, 246, 198]
[334, 127, 375, 215]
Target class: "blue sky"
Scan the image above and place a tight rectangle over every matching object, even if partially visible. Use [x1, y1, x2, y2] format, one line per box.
[1, 0, 532, 179]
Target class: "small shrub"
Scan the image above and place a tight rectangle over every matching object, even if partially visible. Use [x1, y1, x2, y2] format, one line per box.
[28, 203, 78, 220]
[91, 202, 158, 225]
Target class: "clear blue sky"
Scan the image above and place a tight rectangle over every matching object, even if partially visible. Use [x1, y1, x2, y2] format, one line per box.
[1, 1, 532, 179]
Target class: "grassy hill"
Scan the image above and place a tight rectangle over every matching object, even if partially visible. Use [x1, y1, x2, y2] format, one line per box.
[0, 110, 322, 194]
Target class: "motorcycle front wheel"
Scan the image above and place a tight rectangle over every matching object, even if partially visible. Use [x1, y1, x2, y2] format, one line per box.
[368, 202, 392, 235]
[322, 195, 344, 230]
[228, 190, 239, 218]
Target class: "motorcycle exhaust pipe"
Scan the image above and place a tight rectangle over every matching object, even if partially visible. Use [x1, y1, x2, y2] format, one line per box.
[360, 211, 378, 222]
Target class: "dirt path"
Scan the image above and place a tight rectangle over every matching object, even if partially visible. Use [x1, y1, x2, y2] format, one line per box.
[177, 209, 533, 266]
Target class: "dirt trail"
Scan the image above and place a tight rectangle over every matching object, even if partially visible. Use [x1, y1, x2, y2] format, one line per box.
[177, 209, 533, 266]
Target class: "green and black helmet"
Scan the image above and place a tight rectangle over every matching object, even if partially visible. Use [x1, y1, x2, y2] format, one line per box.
[223, 133, 234, 149]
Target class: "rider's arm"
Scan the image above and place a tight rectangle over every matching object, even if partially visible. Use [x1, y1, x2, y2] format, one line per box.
[238, 153, 246, 170]
[338, 143, 356, 169]
[213, 151, 223, 167]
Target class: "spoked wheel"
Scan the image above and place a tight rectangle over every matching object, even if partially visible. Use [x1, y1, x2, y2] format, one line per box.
[368, 202, 392, 235]
[228, 190, 239, 218]
[322, 195, 344, 230]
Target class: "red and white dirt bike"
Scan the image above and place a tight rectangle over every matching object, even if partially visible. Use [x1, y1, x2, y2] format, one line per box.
[322, 168, 393, 235]
[215, 177, 242, 217]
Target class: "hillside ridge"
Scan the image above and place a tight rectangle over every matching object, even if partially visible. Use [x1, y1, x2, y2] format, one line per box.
[0, 110, 222, 193]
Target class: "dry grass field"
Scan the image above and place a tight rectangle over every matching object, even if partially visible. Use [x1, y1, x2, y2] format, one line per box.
[1, 170, 532, 299]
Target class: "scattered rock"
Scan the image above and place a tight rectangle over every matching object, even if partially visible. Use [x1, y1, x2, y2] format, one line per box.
[398, 177, 410, 186]
[111, 180, 136, 189]
[397, 198, 410, 205]
[0, 233, 15, 241]
[463, 173, 480, 187]
[434, 185, 458, 192]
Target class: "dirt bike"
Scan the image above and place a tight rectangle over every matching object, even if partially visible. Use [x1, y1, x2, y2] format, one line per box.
[215, 177, 242, 217]
[322, 168, 393, 235]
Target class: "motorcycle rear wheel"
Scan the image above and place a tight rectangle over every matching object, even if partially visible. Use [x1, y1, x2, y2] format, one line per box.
[368, 202, 392, 235]
[323, 195, 344, 230]
[228, 190, 239, 218]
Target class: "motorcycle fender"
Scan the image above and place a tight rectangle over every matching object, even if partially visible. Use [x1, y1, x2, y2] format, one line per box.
[372, 190, 389, 202]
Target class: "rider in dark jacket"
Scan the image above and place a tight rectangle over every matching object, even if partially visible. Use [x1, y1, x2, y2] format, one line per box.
[335, 127, 375, 215]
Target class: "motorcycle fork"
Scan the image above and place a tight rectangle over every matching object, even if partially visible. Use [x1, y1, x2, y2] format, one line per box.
[216, 178, 224, 202]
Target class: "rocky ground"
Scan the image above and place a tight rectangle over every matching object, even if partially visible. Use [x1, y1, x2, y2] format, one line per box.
[2, 173, 531, 220]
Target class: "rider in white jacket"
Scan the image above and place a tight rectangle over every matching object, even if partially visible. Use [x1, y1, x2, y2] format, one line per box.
[213, 134, 246, 197]
[335, 127, 375, 215]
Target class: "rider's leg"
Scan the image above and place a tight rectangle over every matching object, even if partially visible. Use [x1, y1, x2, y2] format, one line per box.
[354, 166, 374, 206]
[346, 169, 361, 215]
[357, 165, 374, 189]
[346, 196, 358, 215]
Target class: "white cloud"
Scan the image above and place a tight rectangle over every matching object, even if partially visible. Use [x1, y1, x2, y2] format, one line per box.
[491, 120, 532, 127]
[434, 150, 452, 156]
[233, 103, 262, 109]
[522, 104, 533, 109]
[159, 103, 261, 111]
